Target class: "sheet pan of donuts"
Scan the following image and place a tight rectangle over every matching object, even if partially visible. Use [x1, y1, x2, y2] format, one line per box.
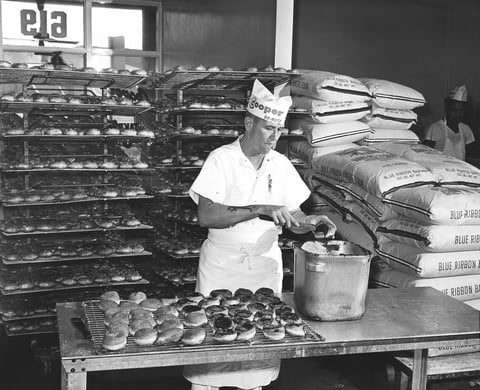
[0, 91, 150, 109]
[86, 287, 323, 353]
[1, 187, 149, 205]
[2, 126, 155, 138]
[152, 234, 202, 258]
[0, 237, 147, 264]
[0, 261, 147, 295]
[4, 157, 150, 170]
[152, 262, 198, 286]
[0, 60, 147, 74]
[152, 64, 296, 90]
[0, 213, 146, 234]
[159, 96, 246, 114]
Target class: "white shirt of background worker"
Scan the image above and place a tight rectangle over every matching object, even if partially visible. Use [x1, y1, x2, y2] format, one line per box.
[424, 85, 475, 161]
[183, 79, 336, 390]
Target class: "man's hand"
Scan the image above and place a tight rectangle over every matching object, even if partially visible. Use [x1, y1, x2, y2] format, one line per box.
[304, 214, 337, 238]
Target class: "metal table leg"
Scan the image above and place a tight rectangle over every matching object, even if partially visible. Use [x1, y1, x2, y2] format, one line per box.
[61, 364, 87, 390]
[411, 348, 428, 390]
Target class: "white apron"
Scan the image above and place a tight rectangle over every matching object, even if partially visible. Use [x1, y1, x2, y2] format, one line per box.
[443, 125, 466, 160]
[183, 224, 283, 388]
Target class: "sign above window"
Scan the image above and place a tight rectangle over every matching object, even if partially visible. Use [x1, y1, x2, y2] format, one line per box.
[1, 0, 83, 47]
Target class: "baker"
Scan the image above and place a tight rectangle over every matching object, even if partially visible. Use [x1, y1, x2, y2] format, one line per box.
[424, 84, 476, 161]
[183, 79, 336, 390]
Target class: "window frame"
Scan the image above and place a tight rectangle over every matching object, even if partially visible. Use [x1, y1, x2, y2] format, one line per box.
[0, 0, 162, 72]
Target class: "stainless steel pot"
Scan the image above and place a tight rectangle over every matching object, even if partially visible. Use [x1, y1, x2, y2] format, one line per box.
[294, 240, 371, 321]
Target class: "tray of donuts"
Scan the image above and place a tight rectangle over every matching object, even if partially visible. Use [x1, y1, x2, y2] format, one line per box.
[3, 317, 58, 336]
[0, 261, 148, 295]
[83, 287, 325, 354]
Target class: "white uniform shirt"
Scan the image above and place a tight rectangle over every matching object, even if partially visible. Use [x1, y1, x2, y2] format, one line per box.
[189, 138, 311, 236]
[425, 119, 475, 160]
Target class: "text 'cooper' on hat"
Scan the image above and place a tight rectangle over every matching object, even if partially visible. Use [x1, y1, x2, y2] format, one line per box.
[247, 79, 292, 126]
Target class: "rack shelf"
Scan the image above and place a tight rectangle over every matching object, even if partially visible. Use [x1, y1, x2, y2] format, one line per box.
[153, 69, 299, 90]
[0, 68, 146, 90]
[1, 224, 153, 237]
[1, 251, 152, 266]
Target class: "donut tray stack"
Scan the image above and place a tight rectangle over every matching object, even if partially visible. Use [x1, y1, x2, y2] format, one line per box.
[0, 66, 156, 336]
[82, 291, 325, 356]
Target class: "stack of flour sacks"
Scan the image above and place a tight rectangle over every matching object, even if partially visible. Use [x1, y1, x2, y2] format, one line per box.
[289, 70, 480, 357]
[287, 70, 422, 165]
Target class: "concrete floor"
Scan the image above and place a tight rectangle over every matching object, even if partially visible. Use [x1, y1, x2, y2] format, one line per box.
[1, 333, 479, 390]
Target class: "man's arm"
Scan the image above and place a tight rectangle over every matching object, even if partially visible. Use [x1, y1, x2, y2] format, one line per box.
[197, 195, 301, 229]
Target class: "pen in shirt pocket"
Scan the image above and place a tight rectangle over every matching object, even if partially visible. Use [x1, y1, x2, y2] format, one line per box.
[268, 174, 272, 193]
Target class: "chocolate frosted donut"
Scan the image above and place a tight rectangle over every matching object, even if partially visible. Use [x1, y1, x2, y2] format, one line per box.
[235, 319, 257, 341]
[212, 327, 237, 343]
[157, 328, 184, 344]
[209, 289, 232, 299]
[182, 327, 206, 346]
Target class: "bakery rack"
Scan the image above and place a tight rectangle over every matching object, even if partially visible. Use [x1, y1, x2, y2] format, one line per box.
[0, 67, 155, 336]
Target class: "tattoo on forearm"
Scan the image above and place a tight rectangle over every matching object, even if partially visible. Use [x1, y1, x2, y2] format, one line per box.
[227, 206, 254, 213]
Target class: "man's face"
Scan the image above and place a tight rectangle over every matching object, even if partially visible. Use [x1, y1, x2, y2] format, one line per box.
[247, 116, 282, 154]
[445, 100, 466, 124]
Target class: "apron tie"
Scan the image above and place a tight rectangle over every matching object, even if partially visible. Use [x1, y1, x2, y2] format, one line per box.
[239, 247, 252, 270]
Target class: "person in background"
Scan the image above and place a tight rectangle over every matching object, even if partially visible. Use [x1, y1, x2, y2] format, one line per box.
[424, 85, 475, 160]
[183, 79, 336, 390]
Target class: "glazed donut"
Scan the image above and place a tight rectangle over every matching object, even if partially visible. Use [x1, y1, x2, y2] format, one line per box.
[139, 298, 162, 312]
[212, 328, 237, 343]
[68, 162, 83, 169]
[120, 129, 137, 136]
[107, 312, 129, 326]
[263, 324, 285, 341]
[77, 277, 93, 285]
[285, 323, 306, 337]
[209, 289, 233, 299]
[83, 161, 99, 169]
[175, 298, 195, 311]
[0, 60, 11, 68]
[103, 307, 122, 323]
[130, 308, 152, 318]
[227, 303, 248, 316]
[107, 321, 129, 336]
[276, 306, 295, 318]
[6, 195, 24, 203]
[157, 328, 184, 344]
[128, 291, 147, 304]
[213, 315, 233, 330]
[183, 311, 207, 328]
[247, 302, 268, 314]
[205, 305, 228, 317]
[134, 328, 157, 346]
[254, 287, 275, 298]
[133, 162, 148, 169]
[96, 247, 115, 256]
[135, 100, 151, 107]
[98, 299, 118, 312]
[157, 319, 183, 332]
[279, 312, 301, 326]
[137, 129, 154, 138]
[68, 97, 82, 104]
[105, 128, 120, 135]
[0, 94, 15, 102]
[198, 297, 221, 308]
[100, 291, 121, 304]
[153, 308, 176, 322]
[233, 288, 254, 302]
[255, 316, 277, 330]
[12, 63, 28, 69]
[233, 309, 254, 323]
[119, 301, 140, 314]
[235, 319, 257, 341]
[182, 305, 203, 316]
[60, 278, 76, 286]
[85, 128, 101, 135]
[155, 313, 178, 326]
[6, 128, 25, 135]
[181, 327, 206, 346]
[129, 319, 154, 335]
[15, 94, 33, 102]
[102, 332, 127, 351]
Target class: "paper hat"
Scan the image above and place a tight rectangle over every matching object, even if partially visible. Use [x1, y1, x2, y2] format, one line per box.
[247, 79, 292, 126]
[448, 85, 468, 102]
